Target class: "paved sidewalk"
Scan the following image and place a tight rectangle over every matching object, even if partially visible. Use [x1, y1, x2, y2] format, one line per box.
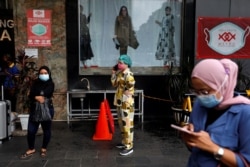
[0, 120, 189, 167]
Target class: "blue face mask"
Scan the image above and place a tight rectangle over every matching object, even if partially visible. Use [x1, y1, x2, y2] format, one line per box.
[39, 74, 49, 81]
[197, 94, 223, 108]
[197, 75, 228, 108]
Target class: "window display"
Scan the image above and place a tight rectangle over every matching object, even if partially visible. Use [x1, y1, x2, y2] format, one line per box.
[78, 0, 183, 75]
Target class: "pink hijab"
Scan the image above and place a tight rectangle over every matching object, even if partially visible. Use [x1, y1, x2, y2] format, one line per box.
[191, 58, 250, 109]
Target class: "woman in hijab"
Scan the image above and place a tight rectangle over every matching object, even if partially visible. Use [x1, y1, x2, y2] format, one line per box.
[20, 66, 55, 159]
[181, 59, 250, 166]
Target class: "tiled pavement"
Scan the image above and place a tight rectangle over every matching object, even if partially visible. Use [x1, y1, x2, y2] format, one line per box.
[0, 119, 190, 167]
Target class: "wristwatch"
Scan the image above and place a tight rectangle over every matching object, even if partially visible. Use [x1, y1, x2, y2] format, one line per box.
[214, 147, 224, 160]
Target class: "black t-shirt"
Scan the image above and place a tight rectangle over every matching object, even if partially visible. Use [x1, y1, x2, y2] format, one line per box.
[205, 108, 227, 128]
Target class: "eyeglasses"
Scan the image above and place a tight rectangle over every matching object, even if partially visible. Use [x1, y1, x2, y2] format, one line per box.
[189, 89, 210, 96]
[190, 75, 228, 96]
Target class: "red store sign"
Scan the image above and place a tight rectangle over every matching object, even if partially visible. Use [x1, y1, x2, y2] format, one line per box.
[197, 17, 250, 59]
[27, 9, 51, 47]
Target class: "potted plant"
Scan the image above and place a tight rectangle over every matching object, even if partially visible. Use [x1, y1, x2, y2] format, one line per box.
[15, 48, 38, 130]
[165, 60, 193, 125]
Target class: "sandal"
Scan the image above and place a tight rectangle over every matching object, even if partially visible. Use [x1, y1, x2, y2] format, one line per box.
[40, 149, 47, 157]
[20, 150, 36, 159]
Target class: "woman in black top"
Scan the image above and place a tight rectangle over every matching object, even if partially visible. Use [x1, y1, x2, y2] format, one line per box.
[20, 66, 55, 159]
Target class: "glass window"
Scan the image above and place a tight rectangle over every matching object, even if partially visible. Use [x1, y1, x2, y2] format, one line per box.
[79, 0, 183, 75]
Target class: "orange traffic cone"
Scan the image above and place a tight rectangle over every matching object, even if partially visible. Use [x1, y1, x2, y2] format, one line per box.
[93, 101, 113, 140]
[104, 99, 115, 134]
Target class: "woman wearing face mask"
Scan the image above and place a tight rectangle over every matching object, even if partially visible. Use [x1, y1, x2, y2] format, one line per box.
[180, 59, 250, 166]
[111, 54, 135, 156]
[20, 66, 54, 159]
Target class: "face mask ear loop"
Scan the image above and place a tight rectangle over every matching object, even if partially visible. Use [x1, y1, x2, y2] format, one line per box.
[221, 75, 228, 88]
[217, 74, 229, 96]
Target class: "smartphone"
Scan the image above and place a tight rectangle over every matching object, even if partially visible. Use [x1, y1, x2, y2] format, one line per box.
[170, 124, 192, 134]
[113, 64, 118, 71]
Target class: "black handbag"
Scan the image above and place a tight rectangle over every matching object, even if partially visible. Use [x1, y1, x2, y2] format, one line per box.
[31, 98, 51, 122]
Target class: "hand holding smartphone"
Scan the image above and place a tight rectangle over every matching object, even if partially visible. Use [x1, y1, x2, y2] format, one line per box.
[113, 64, 118, 71]
[171, 124, 192, 134]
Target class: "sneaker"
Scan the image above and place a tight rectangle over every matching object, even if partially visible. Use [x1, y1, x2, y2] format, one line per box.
[116, 143, 126, 149]
[119, 148, 133, 156]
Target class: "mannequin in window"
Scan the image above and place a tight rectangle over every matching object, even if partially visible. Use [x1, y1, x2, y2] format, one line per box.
[80, 5, 94, 68]
[155, 6, 175, 67]
[114, 6, 139, 55]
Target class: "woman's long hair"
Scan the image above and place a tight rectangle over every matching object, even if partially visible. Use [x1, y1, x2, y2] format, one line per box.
[119, 6, 129, 17]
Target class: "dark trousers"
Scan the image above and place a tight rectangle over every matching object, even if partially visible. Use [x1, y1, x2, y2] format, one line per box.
[27, 108, 54, 149]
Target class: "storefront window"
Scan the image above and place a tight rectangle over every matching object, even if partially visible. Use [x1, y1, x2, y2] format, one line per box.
[79, 0, 183, 75]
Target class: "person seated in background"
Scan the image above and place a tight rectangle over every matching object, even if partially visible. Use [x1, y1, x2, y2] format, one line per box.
[2, 53, 19, 111]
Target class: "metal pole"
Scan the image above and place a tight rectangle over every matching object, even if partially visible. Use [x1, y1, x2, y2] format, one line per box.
[1, 85, 4, 100]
